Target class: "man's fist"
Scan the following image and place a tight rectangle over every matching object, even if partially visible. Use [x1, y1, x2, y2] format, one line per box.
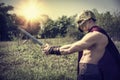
[42, 44, 61, 55]
[42, 44, 51, 55]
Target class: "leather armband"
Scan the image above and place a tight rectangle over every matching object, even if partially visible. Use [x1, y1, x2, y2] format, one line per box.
[48, 46, 61, 55]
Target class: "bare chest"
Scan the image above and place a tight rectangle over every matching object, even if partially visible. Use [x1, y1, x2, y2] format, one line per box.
[80, 44, 105, 64]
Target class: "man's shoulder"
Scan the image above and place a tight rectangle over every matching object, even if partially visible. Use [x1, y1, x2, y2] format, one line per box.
[83, 31, 108, 42]
[86, 31, 105, 38]
[85, 31, 104, 37]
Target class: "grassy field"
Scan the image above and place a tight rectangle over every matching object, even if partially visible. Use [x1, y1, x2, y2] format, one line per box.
[0, 38, 78, 80]
[0, 38, 120, 80]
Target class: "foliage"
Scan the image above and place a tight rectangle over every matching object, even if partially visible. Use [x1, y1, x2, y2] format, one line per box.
[41, 18, 56, 38]
[41, 15, 78, 38]
[0, 3, 13, 13]
[0, 3, 14, 41]
[41, 9, 120, 40]
[41, 14, 84, 40]
[0, 2, 120, 41]
[0, 2, 41, 41]
[92, 9, 120, 40]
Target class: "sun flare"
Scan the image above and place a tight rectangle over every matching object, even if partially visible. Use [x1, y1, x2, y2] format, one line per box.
[18, 0, 42, 21]
[22, 4, 40, 20]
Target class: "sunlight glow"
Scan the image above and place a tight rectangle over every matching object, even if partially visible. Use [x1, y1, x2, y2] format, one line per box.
[18, 0, 42, 21]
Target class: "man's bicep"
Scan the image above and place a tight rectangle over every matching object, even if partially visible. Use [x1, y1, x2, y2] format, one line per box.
[81, 32, 108, 52]
[68, 40, 92, 53]
[79, 33, 97, 47]
[80, 31, 107, 48]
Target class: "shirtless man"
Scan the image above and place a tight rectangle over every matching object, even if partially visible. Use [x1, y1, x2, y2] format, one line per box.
[43, 10, 120, 80]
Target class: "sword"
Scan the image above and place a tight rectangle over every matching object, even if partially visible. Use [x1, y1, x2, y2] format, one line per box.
[18, 27, 43, 46]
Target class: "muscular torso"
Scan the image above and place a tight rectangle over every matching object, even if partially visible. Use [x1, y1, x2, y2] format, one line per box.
[60, 31, 108, 64]
[80, 32, 108, 64]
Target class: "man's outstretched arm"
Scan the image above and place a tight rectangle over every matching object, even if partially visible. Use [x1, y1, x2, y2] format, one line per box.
[43, 32, 105, 55]
[60, 32, 104, 55]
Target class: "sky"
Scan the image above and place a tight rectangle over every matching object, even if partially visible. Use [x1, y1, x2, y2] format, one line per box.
[0, 0, 120, 20]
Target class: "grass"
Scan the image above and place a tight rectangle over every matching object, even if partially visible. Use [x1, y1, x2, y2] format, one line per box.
[0, 37, 78, 80]
[0, 38, 120, 80]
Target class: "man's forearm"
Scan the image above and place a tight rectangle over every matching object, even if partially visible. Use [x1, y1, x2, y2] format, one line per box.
[47, 44, 77, 55]
[68, 40, 90, 53]
[60, 44, 71, 49]
[59, 48, 71, 55]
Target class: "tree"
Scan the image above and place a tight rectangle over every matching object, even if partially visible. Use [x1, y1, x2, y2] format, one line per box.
[41, 9, 120, 40]
[92, 9, 120, 41]
[111, 11, 120, 40]
[0, 3, 14, 41]
[41, 18, 56, 38]
[41, 15, 84, 39]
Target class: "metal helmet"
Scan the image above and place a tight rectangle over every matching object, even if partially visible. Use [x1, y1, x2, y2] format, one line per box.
[77, 10, 96, 26]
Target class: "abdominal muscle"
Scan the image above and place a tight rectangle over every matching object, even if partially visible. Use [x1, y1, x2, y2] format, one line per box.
[80, 49, 105, 64]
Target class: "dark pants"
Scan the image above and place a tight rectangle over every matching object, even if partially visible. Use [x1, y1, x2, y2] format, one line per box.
[77, 63, 102, 80]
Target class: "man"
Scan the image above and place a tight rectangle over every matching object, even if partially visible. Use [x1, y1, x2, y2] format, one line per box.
[43, 10, 120, 80]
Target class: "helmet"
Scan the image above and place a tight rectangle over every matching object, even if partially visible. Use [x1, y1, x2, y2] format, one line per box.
[77, 10, 96, 26]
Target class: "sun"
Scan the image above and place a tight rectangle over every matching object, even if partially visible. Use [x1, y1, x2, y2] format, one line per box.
[22, 4, 40, 20]
[18, 0, 42, 21]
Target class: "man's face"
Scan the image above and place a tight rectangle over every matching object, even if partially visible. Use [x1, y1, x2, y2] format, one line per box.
[77, 20, 88, 32]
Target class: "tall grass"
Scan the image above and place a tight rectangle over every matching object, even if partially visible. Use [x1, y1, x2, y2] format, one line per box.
[0, 38, 77, 80]
[0, 38, 120, 80]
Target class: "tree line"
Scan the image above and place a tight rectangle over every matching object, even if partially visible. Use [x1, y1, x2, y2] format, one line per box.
[0, 3, 120, 41]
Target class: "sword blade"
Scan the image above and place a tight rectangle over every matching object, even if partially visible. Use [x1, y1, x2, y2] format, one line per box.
[18, 27, 43, 46]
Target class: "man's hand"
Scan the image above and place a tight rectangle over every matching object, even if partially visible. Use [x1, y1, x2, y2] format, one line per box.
[42, 44, 61, 55]
[42, 44, 51, 55]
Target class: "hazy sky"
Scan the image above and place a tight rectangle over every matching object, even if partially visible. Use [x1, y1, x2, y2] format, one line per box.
[0, 0, 120, 19]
